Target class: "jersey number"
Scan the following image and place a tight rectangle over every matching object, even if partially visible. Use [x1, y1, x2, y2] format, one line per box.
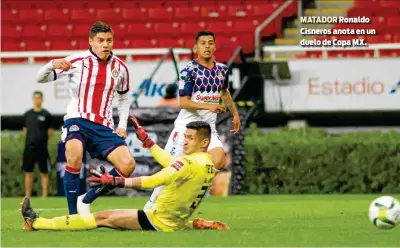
[190, 185, 208, 211]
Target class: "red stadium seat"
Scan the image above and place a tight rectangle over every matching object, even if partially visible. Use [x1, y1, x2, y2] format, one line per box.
[51, 40, 76, 50]
[71, 9, 96, 23]
[1, 25, 23, 39]
[130, 39, 158, 48]
[252, 3, 278, 16]
[44, 9, 70, 23]
[121, 8, 148, 21]
[47, 24, 74, 39]
[6, 2, 34, 9]
[2, 9, 20, 23]
[78, 39, 89, 50]
[148, 7, 175, 20]
[374, 7, 399, 17]
[200, 6, 228, 19]
[60, 2, 87, 9]
[34, 1, 60, 9]
[72, 24, 92, 38]
[367, 35, 386, 44]
[347, 7, 374, 18]
[87, 1, 113, 9]
[380, 0, 400, 8]
[19, 9, 45, 23]
[127, 23, 154, 36]
[232, 20, 260, 33]
[25, 40, 50, 51]
[174, 7, 201, 20]
[96, 9, 122, 24]
[21, 25, 47, 38]
[386, 17, 400, 28]
[1, 40, 24, 51]
[153, 22, 181, 35]
[207, 21, 233, 34]
[158, 38, 186, 48]
[228, 5, 249, 18]
[180, 22, 208, 35]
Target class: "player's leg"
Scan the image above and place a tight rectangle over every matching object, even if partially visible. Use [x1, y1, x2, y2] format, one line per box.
[144, 128, 184, 210]
[79, 128, 135, 212]
[21, 197, 153, 231]
[64, 138, 84, 214]
[37, 148, 51, 198]
[22, 146, 35, 197]
[208, 130, 226, 170]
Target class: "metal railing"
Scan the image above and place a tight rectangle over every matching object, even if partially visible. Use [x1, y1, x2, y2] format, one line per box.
[254, 0, 295, 61]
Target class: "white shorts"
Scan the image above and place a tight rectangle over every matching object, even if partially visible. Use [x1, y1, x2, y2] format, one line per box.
[164, 126, 224, 156]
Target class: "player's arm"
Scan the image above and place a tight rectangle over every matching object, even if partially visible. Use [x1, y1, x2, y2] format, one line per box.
[149, 145, 175, 168]
[36, 59, 72, 83]
[115, 66, 132, 137]
[178, 68, 225, 113]
[130, 116, 174, 167]
[220, 73, 241, 133]
[88, 161, 190, 189]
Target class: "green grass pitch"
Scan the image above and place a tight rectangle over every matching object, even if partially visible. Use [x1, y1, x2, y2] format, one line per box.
[2, 195, 399, 247]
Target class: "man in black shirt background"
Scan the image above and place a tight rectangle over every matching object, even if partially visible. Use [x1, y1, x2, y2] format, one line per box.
[23, 91, 54, 198]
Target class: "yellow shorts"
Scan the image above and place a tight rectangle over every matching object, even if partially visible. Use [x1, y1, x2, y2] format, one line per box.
[144, 210, 192, 232]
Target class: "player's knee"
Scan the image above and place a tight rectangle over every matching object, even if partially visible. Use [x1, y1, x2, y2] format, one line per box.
[94, 211, 112, 227]
[65, 140, 83, 169]
[66, 154, 83, 169]
[118, 156, 136, 176]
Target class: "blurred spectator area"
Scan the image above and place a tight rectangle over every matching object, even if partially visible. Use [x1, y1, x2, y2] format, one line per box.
[1, 0, 297, 62]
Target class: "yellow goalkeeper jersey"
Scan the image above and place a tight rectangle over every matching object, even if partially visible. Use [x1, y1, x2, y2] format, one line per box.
[139, 145, 215, 232]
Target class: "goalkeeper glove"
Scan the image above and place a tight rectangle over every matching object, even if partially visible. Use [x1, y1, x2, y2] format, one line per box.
[130, 115, 154, 148]
[88, 165, 125, 188]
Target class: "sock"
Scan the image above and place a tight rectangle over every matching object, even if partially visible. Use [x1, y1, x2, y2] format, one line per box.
[82, 168, 126, 204]
[63, 165, 80, 214]
[32, 214, 97, 230]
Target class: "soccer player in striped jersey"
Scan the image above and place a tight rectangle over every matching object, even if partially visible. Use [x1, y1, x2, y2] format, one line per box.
[21, 120, 229, 232]
[144, 30, 241, 210]
[36, 21, 135, 215]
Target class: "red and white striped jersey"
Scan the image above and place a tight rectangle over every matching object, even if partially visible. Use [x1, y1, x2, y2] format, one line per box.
[37, 49, 130, 130]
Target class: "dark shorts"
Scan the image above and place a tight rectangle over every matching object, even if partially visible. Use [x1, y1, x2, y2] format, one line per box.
[22, 145, 51, 173]
[138, 210, 156, 231]
[62, 118, 127, 159]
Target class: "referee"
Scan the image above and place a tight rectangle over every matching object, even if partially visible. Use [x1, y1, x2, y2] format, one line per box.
[23, 91, 54, 198]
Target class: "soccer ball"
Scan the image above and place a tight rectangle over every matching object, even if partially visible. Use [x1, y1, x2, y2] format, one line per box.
[368, 196, 400, 229]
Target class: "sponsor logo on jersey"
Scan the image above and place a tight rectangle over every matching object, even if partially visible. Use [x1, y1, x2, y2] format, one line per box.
[195, 95, 221, 103]
[69, 125, 79, 132]
[171, 161, 184, 171]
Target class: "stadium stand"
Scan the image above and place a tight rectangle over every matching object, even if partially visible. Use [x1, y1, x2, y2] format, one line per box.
[1, 0, 297, 62]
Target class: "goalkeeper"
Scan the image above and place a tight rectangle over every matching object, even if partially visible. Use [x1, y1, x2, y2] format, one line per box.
[21, 117, 229, 232]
